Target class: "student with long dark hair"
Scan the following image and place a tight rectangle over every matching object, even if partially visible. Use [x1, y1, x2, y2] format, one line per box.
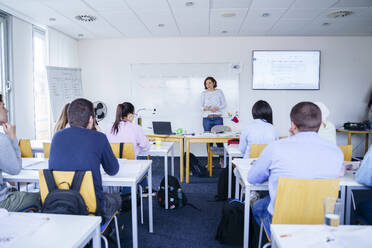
[105, 102, 150, 157]
[239, 100, 278, 158]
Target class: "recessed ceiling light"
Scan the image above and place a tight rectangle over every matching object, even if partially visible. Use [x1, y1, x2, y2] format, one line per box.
[322, 22, 330, 26]
[221, 30, 228, 34]
[49, 17, 56, 22]
[185, 2, 194, 7]
[221, 13, 236, 18]
[78, 34, 84, 38]
[75, 15, 97, 22]
[327, 10, 352, 18]
[262, 13, 270, 17]
[158, 24, 165, 27]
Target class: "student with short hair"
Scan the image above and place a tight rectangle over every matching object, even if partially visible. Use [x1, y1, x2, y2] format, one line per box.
[0, 94, 40, 211]
[239, 100, 278, 158]
[49, 98, 120, 219]
[248, 102, 343, 238]
[105, 102, 150, 157]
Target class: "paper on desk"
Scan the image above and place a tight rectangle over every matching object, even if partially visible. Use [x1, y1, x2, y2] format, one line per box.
[22, 158, 46, 168]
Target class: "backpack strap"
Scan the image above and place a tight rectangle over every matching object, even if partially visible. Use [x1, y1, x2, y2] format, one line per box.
[119, 142, 124, 158]
[43, 169, 57, 193]
[70, 171, 86, 192]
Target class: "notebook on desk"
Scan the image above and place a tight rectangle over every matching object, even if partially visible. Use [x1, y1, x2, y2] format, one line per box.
[152, 121, 175, 135]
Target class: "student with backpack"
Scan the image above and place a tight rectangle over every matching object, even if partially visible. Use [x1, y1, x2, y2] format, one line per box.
[48, 98, 121, 220]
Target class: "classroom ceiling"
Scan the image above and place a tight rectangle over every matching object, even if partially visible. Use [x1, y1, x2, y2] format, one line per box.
[0, 0, 371, 39]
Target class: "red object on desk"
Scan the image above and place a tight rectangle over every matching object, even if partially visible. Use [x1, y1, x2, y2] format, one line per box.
[228, 138, 240, 145]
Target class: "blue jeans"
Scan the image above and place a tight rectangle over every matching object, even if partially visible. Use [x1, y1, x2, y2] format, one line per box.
[252, 195, 273, 239]
[203, 117, 224, 148]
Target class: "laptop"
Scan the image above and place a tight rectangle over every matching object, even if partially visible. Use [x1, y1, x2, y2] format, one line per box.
[152, 121, 174, 135]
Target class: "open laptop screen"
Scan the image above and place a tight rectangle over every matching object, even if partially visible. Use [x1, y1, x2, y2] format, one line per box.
[152, 121, 173, 135]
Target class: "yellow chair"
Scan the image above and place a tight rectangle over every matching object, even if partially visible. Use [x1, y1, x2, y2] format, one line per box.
[259, 177, 340, 247]
[339, 145, 352, 161]
[43, 142, 51, 158]
[38, 170, 121, 248]
[110, 143, 135, 160]
[249, 144, 267, 158]
[18, 139, 33, 157]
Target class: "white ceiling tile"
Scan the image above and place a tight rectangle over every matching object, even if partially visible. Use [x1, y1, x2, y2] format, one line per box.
[291, 0, 338, 9]
[211, 0, 253, 9]
[332, 0, 372, 8]
[167, 0, 209, 9]
[125, 0, 170, 11]
[250, 0, 295, 9]
[283, 8, 325, 19]
[136, 11, 179, 36]
[83, 0, 131, 12]
[240, 8, 286, 34]
[268, 19, 310, 34]
[322, 7, 372, 20]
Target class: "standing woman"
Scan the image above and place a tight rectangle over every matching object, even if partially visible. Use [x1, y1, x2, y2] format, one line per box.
[201, 76, 226, 134]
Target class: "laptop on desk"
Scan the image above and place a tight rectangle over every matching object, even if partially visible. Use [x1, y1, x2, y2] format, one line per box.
[152, 121, 175, 135]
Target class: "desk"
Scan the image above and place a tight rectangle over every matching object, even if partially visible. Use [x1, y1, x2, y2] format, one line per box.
[139, 142, 174, 209]
[184, 134, 239, 183]
[146, 134, 185, 182]
[223, 144, 243, 198]
[6, 159, 153, 248]
[0, 212, 101, 248]
[271, 224, 372, 248]
[233, 158, 355, 248]
[336, 129, 372, 154]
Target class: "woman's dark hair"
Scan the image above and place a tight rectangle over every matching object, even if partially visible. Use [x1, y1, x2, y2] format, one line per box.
[290, 102, 321, 132]
[68, 98, 94, 128]
[252, 100, 273, 124]
[204, 76, 217, 89]
[368, 91, 372, 108]
[111, 102, 135, 135]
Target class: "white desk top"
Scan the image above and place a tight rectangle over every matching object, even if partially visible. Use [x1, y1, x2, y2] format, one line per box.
[224, 143, 244, 157]
[139, 142, 174, 156]
[0, 211, 101, 248]
[271, 224, 372, 248]
[185, 132, 239, 138]
[232, 158, 364, 188]
[8, 159, 152, 186]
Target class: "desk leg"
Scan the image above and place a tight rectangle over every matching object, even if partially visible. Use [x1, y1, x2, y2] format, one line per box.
[165, 154, 169, 210]
[365, 133, 369, 154]
[228, 154, 232, 199]
[346, 186, 351, 225]
[224, 147, 227, 169]
[180, 139, 184, 183]
[235, 172, 240, 200]
[244, 185, 250, 248]
[208, 144, 213, 177]
[171, 146, 174, 177]
[148, 164, 153, 233]
[92, 225, 101, 248]
[348, 133, 351, 145]
[131, 184, 138, 248]
[186, 140, 190, 184]
[340, 186, 345, 225]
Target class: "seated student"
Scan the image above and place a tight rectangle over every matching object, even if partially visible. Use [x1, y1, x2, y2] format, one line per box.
[53, 103, 70, 134]
[248, 102, 343, 238]
[0, 94, 40, 211]
[105, 102, 150, 157]
[49, 98, 120, 219]
[355, 146, 372, 224]
[239, 100, 278, 158]
[315, 102, 336, 144]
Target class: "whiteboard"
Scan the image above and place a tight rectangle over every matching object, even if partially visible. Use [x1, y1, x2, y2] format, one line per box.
[130, 63, 240, 134]
[46, 66, 83, 122]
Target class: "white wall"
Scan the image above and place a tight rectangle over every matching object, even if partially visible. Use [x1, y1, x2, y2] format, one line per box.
[78, 36, 372, 156]
[12, 17, 34, 139]
[48, 28, 79, 67]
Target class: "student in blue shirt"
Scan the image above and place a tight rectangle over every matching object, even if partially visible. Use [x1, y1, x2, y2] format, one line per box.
[239, 100, 278, 158]
[248, 102, 343, 238]
[49, 98, 121, 220]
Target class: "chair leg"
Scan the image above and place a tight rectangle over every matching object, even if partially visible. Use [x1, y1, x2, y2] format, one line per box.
[139, 185, 144, 224]
[262, 243, 271, 248]
[114, 215, 121, 248]
[101, 235, 108, 248]
[258, 221, 263, 248]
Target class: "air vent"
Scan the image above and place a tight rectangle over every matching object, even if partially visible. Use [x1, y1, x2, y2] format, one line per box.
[75, 15, 97, 22]
[327, 10, 353, 18]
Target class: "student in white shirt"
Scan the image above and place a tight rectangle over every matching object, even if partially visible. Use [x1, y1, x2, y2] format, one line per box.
[239, 100, 278, 158]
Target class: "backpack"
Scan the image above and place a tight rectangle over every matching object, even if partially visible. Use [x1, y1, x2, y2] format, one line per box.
[215, 199, 244, 245]
[215, 167, 236, 201]
[186, 152, 208, 177]
[157, 175, 187, 209]
[41, 170, 90, 215]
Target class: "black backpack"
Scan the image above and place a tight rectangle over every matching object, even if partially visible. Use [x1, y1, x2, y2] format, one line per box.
[41, 170, 90, 215]
[186, 152, 208, 177]
[215, 199, 244, 245]
[157, 175, 187, 209]
[216, 167, 237, 201]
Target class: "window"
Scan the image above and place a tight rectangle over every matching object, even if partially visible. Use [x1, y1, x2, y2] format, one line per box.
[33, 27, 50, 139]
[0, 13, 11, 119]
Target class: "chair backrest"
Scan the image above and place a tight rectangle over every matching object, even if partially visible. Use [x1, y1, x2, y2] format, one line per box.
[38, 170, 97, 214]
[18, 139, 33, 157]
[43, 142, 51, 158]
[272, 177, 340, 225]
[339, 145, 352, 161]
[110, 143, 135, 160]
[211, 125, 232, 134]
[249, 144, 267, 158]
